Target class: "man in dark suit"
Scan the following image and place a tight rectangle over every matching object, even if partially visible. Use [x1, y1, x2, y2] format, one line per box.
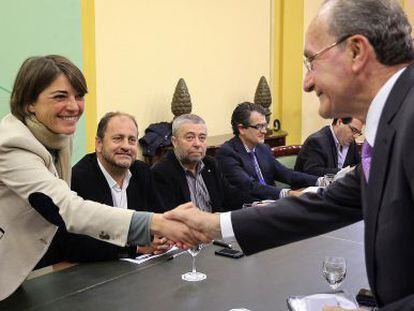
[216, 102, 321, 200]
[295, 118, 362, 176]
[152, 114, 255, 212]
[165, 0, 414, 309]
[66, 112, 169, 262]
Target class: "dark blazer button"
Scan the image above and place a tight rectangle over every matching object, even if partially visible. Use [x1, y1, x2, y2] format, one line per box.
[99, 231, 110, 240]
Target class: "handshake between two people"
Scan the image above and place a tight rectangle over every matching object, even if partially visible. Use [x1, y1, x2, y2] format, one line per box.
[150, 202, 222, 250]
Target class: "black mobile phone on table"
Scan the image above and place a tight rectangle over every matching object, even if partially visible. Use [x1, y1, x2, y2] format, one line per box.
[356, 288, 377, 307]
[215, 248, 244, 259]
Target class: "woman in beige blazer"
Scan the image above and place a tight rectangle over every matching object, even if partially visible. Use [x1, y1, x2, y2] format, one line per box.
[0, 55, 205, 300]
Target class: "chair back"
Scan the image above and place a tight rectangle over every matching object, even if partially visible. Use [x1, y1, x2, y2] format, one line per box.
[271, 145, 302, 189]
[271, 145, 302, 169]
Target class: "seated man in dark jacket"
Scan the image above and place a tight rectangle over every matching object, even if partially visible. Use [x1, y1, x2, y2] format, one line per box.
[152, 114, 256, 212]
[216, 102, 322, 200]
[294, 118, 362, 176]
[66, 112, 169, 262]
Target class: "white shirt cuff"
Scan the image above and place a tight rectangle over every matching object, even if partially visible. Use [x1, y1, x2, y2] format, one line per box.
[220, 212, 235, 241]
[316, 177, 324, 186]
[279, 188, 290, 198]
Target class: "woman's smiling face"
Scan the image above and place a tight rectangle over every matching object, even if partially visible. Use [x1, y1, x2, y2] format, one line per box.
[27, 74, 85, 135]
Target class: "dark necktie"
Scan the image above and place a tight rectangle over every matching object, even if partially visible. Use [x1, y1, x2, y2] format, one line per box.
[249, 151, 266, 185]
[361, 140, 373, 182]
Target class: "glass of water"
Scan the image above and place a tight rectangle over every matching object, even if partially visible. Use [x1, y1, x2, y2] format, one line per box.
[181, 244, 206, 282]
[322, 256, 347, 291]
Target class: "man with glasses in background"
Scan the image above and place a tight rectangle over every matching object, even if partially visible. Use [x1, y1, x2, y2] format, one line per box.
[295, 117, 363, 176]
[165, 1, 414, 309]
[216, 102, 322, 200]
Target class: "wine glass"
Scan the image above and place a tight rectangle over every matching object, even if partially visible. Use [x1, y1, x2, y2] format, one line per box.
[181, 244, 206, 282]
[322, 256, 347, 291]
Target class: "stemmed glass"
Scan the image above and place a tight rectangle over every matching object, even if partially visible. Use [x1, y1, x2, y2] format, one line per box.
[181, 244, 206, 282]
[322, 256, 347, 291]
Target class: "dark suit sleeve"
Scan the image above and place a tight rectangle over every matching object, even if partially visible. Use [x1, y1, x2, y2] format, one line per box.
[222, 179, 257, 211]
[211, 159, 257, 210]
[133, 163, 166, 213]
[267, 151, 318, 188]
[231, 167, 362, 255]
[295, 137, 340, 176]
[149, 174, 167, 213]
[64, 233, 121, 262]
[347, 142, 361, 167]
[381, 295, 414, 311]
[216, 145, 284, 200]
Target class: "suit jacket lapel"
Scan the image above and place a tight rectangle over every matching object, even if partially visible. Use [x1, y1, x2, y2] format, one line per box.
[327, 127, 339, 168]
[201, 161, 218, 207]
[255, 145, 270, 183]
[92, 156, 114, 206]
[363, 64, 414, 288]
[364, 128, 395, 287]
[168, 151, 191, 202]
[126, 174, 140, 211]
[344, 141, 356, 167]
[232, 137, 257, 178]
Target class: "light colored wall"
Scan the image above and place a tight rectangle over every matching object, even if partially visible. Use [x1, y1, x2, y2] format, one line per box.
[0, 0, 86, 163]
[404, 0, 414, 35]
[272, 0, 304, 145]
[3, 0, 413, 155]
[300, 0, 330, 143]
[94, 0, 272, 145]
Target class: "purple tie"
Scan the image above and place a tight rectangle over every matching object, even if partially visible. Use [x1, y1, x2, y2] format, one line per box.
[249, 151, 266, 185]
[361, 140, 373, 182]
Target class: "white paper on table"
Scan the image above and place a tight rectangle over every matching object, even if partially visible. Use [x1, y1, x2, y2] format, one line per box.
[305, 295, 338, 310]
[288, 293, 358, 311]
[302, 186, 321, 194]
[252, 200, 277, 207]
[334, 165, 355, 181]
[120, 246, 178, 265]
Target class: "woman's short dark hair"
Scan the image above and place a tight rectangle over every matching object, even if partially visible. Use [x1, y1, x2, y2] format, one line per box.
[10, 55, 88, 122]
[231, 102, 266, 136]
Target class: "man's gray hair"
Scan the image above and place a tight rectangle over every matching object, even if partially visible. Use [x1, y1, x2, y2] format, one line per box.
[323, 0, 414, 65]
[172, 114, 206, 136]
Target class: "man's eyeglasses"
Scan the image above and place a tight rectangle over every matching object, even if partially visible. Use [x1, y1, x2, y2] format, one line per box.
[247, 123, 268, 131]
[348, 124, 362, 137]
[303, 34, 351, 72]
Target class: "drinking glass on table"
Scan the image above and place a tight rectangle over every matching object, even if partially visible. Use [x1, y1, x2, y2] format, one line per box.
[181, 244, 206, 282]
[322, 256, 347, 291]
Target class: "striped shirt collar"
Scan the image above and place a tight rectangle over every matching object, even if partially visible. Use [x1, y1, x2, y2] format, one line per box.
[175, 154, 205, 177]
